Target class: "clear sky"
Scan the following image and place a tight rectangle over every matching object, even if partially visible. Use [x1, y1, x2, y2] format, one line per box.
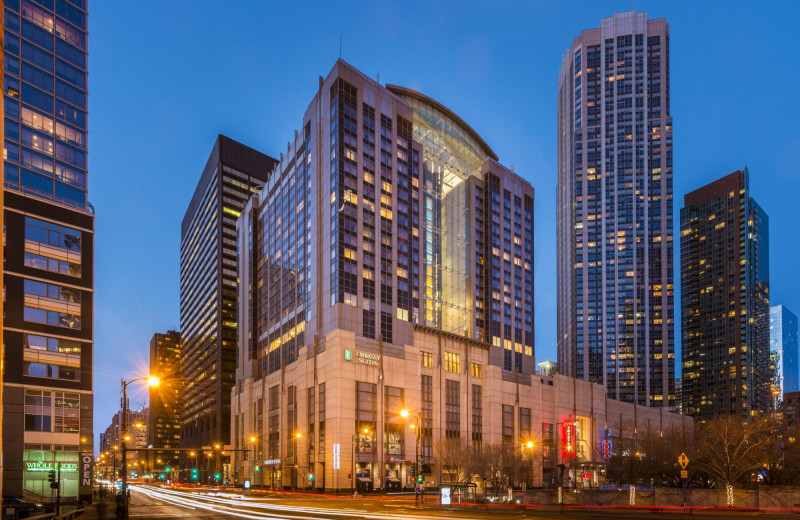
[90, 1, 800, 440]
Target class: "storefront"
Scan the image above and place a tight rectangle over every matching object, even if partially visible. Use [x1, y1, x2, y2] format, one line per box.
[23, 449, 80, 500]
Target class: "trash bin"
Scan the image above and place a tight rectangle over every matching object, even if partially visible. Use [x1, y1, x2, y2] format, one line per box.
[386, 478, 401, 492]
[356, 477, 372, 494]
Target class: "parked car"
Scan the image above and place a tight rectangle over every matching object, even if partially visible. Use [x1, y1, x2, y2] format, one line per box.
[2, 497, 45, 518]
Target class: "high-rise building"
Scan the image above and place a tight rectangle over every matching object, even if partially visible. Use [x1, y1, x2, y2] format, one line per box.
[180, 135, 276, 450]
[148, 330, 182, 469]
[771, 305, 799, 393]
[1, 0, 93, 501]
[681, 169, 771, 418]
[557, 11, 674, 406]
[230, 60, 687, 491]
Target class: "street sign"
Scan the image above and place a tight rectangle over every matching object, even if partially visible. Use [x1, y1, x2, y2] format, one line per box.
[678, 452, 689, 469]
[680, 470, 688, 479]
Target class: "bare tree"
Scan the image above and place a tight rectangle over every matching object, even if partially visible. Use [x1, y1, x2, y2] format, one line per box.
[435, 438, 481, 485]
[479, 443, 523, 499]
[692, 415, 772, 506]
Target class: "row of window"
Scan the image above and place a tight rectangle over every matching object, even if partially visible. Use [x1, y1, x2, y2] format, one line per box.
[24, 389, 80, 432]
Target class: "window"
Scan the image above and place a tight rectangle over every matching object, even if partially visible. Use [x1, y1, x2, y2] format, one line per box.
[445, 380, 460, 438]
[502, 405, 514, 445]
[25, 390, 52, 432]
[444, 352, 461, 374]
[25, 216, 81, 252]
[24, 252, 81, 277]
[471, 363, 482, 378]
[54, 392, 79, 433]
[24, 333, 80, 354]
[421, 351, 432, 368]
[24, 362, 79, 381]
[472, 385, 483, 448]
[318, 383, 325, 454]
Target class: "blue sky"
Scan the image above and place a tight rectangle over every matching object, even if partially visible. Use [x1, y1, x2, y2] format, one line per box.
[90, 1, 800, 438]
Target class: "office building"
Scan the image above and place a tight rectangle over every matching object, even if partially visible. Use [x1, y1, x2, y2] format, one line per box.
[148, 330, 182, 469]
[557, 11, 675, 406]
[180, 135, 277, 450]
[2, 0, 93, 501]
[100, 408, 149, 474]
[681, 169, 771, 418]
[771, 305, 799, 393]
[231, 60, 687, 491]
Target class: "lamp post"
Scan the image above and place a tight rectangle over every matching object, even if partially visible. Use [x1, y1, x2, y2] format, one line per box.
[294, 433, 301, 490]
[523, 441, 535, 489]
[112, 445, 118, 488]
[400, 409, 422, 505]
[249, 436, 258, 486]
[121, 376, 159, 520]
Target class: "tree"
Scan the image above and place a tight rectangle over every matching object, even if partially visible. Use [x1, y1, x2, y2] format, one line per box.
[479, 443, 523, 499]
[435, 439, 481, 485]
[692, 415, 773, 506]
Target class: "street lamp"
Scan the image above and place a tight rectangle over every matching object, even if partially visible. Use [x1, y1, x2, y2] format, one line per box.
[401, 409, 422, 505]
[121, 376, 159, 520]
[249, 436, 259, 486]
[522, 441, 535, 489]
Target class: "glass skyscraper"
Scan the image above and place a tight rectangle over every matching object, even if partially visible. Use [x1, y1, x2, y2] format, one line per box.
[2, 0, 92, 501]
[681, 169, 771, 418]
[557, 11, 675, 406]
[771, 305, 799, 394]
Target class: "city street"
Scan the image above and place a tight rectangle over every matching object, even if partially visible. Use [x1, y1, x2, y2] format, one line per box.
[112, 485, 800, 520]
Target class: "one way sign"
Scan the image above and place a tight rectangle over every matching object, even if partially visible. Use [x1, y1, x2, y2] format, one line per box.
[678, 452, 689, 469]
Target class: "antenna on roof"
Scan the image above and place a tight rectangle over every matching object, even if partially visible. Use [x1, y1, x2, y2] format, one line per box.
[339, 34, 342, 59]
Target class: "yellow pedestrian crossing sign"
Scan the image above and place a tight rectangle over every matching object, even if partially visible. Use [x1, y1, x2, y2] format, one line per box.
[678, 452, 689, 469]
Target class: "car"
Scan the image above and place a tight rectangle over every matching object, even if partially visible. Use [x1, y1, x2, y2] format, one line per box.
[2, 497, 45, 517]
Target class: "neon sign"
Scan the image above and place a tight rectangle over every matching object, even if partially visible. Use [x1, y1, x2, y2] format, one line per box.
[562, 422, 576, 458]
[601, 428, 612, 460]
[25, 461, 78, 472]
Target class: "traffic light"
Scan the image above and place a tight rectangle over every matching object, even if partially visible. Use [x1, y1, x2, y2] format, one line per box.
[191, 468, 198, 480]
[159, 474, 165, 479]
[308, 474, 314, 481]
[416, 475, 423, 483]
[164, 466, 171, 472]
[48, 470, 56, 483]
[347, 471, 352, 480]
[214, 473, 221, 480]
[254, 465, 260, 472]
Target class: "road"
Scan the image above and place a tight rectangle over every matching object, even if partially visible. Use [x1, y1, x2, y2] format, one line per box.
[125, 485, 800, 520]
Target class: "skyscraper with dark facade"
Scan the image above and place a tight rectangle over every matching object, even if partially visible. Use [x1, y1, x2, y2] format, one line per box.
[557, 11, 674, 406]
[681, 169, 771, 418]
[180, 135, 276, 450]
[2, 0, 92, 501]
[148, 330, 182, 468]
[770, 305, 798, 393]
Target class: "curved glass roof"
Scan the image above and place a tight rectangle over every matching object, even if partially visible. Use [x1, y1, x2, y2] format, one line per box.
[387, 85, 497, 195]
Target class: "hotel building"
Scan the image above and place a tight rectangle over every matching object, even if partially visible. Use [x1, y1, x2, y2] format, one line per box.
[231, 60, 687, 491]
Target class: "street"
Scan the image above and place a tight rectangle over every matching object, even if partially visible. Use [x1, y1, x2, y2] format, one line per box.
[115, 485, 800, 520]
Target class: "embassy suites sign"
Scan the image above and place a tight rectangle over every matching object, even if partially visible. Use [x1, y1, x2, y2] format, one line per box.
[344, 349, 380, 367]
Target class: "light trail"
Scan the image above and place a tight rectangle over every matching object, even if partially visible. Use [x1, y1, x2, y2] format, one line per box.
[131, 484, 469, 520]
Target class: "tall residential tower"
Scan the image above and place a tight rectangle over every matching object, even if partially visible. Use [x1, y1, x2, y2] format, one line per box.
[2, 0, 93, 501]
[180, 135, 276, 450]
[148, 330, 182, 470]
[557, 11, 674, 406]
[681, 169, 771, 418]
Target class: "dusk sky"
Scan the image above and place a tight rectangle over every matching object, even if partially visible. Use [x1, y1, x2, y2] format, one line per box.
[90, 1, 800, 439]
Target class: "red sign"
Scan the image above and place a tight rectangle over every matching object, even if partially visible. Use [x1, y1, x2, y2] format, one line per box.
[562, 422, 576, 458]
[581, 472, 592, 479]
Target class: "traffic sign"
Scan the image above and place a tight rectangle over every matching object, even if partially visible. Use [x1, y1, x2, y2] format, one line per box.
[678, 452, 689, 469]
[680, 470, 688, 479]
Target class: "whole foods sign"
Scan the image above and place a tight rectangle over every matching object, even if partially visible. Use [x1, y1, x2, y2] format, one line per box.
[25, 461, 78, 472]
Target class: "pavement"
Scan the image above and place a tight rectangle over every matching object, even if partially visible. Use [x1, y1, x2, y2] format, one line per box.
[76, 486, 800, 520]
